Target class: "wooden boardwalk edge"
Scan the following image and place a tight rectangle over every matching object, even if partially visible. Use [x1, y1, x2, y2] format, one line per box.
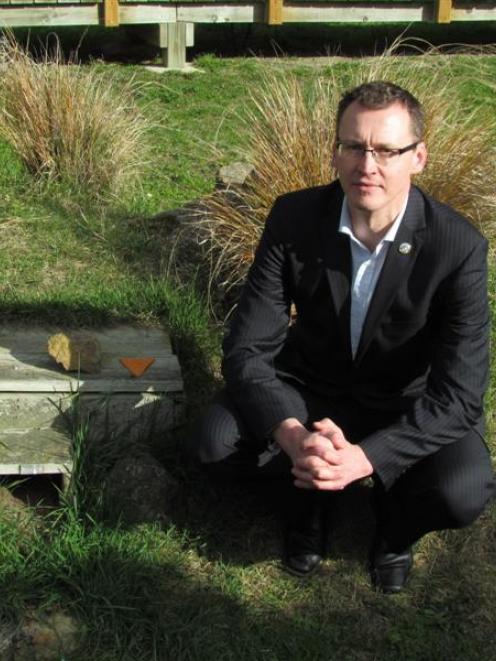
[0, 0, 495, 27]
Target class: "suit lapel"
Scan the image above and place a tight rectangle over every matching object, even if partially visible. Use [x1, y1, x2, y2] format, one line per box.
[354, 186, 427, 364]
[321, 185, 353, 358]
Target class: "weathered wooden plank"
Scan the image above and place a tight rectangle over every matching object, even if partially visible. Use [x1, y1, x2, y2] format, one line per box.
[282, 3, 429, 21]
[119, 3, 176, 22]
[0, 429, 72, 476]
[0, 393, 72, 431]
[0, 391, 182, 439]
[0, 364, 183, 391]
[0, 326, 183, 392]
[0, 4, 99, 26]
[103, 0, 120, 25]
[0, 324, 184, 480]
[177, 3, 264, 21]
[0, 372, 183, 393]
[452, 4, 496, 18]
[156, 21, 194, 46]
[266, 0, 283, 23]
[2, 1, 495, 28]
[161, 21, 187, 67]
[0, 325, 174, 353]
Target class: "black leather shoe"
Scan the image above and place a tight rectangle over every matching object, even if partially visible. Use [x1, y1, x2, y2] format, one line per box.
[369, 540, 413, 594]
[281, 492, 327, 578]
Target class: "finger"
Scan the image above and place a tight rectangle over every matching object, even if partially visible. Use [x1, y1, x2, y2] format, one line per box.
[301, 433, 335, 455]
[294, 455, 333, 473]
[312, 417, 340, 435]
[301, 444, 341, 466]
[293, 465, 348, 490]
[292, 464, 344, 483]
[312, 419, 348, 448]
[294, 477, 347, 491]
[313, 417, 344, 433]
[329, 431, 347, 449]
[292, 463, 329, 483]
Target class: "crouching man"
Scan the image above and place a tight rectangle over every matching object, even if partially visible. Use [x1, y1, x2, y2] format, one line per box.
[191, 81, 495, 593]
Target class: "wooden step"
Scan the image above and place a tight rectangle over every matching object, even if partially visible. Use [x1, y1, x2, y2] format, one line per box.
[0, 429, 72, 477]
[0, 325, 184, 479]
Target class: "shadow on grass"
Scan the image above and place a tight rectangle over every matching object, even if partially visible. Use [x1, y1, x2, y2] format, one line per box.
[26, 494, 494, 660]
[169, 470, 376, 567]
[2, 482, 489, 660]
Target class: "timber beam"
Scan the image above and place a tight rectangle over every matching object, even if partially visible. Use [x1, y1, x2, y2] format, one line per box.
[435, 0, 452, 22]
[101, 0, 120, 27]
[266, 0, 283, 24]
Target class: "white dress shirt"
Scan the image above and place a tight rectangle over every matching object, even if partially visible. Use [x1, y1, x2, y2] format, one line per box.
[338, 196, 408, 358]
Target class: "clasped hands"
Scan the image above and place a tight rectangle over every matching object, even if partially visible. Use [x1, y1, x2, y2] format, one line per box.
[274, 417, 373, 491]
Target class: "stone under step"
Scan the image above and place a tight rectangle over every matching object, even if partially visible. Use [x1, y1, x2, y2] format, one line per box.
[0, 325, 184, 481]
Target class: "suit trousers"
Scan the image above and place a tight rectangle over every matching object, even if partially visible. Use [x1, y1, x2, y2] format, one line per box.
[190, 378, 495, 551]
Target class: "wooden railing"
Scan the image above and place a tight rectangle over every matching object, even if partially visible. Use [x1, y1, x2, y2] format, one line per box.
[0, 0, 494, 66]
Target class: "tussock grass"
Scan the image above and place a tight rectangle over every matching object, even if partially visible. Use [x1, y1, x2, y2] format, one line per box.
[200, 42, 496, 292]
[0, 34, 148, 202]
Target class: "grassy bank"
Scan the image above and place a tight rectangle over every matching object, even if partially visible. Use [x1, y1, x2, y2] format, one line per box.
[0, 52, 494, 660]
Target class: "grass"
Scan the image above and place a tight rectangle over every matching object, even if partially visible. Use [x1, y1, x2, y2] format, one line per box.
[0, 46, 494, 660]
[2, 482, 494, 659]
[0, 35, 148, 203]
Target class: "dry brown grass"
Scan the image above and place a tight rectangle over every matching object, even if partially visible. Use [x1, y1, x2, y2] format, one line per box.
[0, 34, 148, 201]
[200, 41, 496, 294]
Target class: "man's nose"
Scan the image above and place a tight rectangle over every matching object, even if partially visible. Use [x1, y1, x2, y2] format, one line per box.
[357, 149, 378, 172]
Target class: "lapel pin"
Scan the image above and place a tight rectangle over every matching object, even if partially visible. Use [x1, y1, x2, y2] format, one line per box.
[398, 242, 412, 255]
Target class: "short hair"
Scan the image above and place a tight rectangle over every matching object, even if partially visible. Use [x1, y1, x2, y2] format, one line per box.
[336, 81, 424, 141]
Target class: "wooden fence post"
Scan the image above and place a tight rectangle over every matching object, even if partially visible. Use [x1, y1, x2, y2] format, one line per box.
[435, 0, 452, 22]
[161, 23, 194, 69]
[102, 0, 120, 27]
[266, 0, 283, 25]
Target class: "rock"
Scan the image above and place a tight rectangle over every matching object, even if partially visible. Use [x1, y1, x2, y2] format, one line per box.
[217, 162, 255, 187]
[0, 486, 33, 532]
[13, 610, 81, 661]
[47, 332, 102, 374]
[0, 486, 27, 517]
[0, 487, 40, 546]
[103, 453, 177, 526]
[0, 621, 15, 660]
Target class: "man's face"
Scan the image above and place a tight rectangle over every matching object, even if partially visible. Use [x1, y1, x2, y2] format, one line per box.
[332, 101, 427, 219]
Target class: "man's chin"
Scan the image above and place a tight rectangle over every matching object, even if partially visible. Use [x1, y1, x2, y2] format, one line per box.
[348, 196, 383, 214]
[346, 186, 382, 204]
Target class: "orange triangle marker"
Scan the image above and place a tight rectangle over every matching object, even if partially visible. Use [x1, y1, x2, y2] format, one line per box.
[119, 357, 155, 378]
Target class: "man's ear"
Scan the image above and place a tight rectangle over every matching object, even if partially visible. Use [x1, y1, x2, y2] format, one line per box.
[411, 141, 428, 175]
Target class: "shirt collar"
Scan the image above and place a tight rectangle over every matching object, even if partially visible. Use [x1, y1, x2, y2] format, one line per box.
[338, 192, 409, 250]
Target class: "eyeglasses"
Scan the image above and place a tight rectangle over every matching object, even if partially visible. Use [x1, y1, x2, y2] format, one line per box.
[335, 140, 420, 166]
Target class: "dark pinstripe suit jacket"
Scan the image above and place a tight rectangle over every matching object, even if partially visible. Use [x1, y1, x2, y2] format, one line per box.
[222, 180, 490, 488]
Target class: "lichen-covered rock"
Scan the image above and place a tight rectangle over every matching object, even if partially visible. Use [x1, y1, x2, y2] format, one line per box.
[103, 453, 178, 526]
[217, 161, 255, 187]
[0, 486, 26, 517]
[47, 332, 102, 374]
[13, 611, 81, 661]
[0, 486, 34, 534]
[0, 621, 15, 660]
